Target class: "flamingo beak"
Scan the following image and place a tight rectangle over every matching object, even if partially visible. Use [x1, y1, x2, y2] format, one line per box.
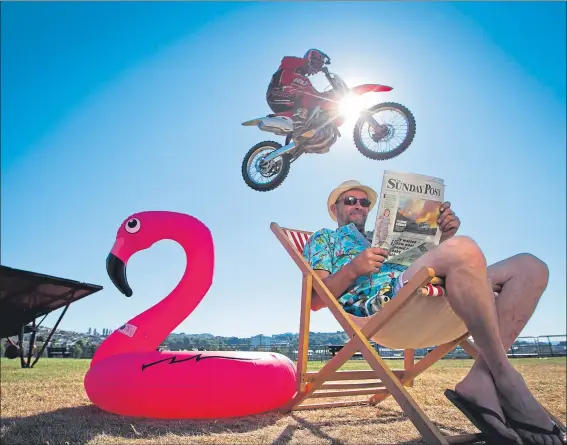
[106, 253, 133, 297]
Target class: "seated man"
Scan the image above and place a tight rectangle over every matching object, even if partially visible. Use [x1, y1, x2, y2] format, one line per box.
[303, 179, 565, 445]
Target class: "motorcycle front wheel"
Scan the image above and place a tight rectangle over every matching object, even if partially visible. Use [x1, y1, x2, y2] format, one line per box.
[241, 141, 291, 192]
[353, 102, 416, 161]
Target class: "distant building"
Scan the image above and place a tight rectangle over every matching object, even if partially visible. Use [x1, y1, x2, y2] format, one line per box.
[251, 335, 271, 347]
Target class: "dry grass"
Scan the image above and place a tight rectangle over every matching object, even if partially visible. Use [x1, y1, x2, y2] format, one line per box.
[1, 357, 565, 445]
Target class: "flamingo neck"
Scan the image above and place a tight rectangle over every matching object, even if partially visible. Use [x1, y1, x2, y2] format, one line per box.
[131, 226, 214, 346]
[92, 222, 214, 365]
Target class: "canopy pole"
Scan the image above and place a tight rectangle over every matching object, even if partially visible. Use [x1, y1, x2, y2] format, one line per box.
[30, 291, 75, 368]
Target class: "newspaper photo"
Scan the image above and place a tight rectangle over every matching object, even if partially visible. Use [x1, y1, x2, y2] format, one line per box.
[371, 170, 445, 267]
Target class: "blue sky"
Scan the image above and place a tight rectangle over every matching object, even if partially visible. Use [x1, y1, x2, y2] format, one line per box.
[1, 2, 565, 340]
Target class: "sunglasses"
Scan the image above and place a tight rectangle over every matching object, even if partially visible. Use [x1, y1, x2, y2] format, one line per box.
[337, 196, 371, 207]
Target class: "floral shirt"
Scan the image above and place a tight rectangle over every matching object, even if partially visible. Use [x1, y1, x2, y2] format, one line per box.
[302, 223, 408, 317]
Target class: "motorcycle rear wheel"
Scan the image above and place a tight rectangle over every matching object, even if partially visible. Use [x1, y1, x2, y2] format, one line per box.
[353, 102, 416, 161]
[241, 141, 291, 192]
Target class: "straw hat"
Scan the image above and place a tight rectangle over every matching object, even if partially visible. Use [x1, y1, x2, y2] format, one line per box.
[327, 180, 378, 221]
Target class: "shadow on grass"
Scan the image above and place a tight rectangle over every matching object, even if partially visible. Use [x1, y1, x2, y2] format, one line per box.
[0, 404, 283, 445]
[270, 407, 485, 445]
[1, 404, 488, 445]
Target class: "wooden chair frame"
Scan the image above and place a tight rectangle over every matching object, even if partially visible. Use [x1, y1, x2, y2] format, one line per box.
[272, 222, 486, 445]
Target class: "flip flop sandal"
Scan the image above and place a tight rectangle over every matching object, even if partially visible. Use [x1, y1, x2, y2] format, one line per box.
[542, 407, 567, 433]
[500, 407, 567, 445]
[543, 407, 567, 441]
[444, 389, 523, 445]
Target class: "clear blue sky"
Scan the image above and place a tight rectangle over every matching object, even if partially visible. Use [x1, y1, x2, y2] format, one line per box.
[2, 2, 565, 339]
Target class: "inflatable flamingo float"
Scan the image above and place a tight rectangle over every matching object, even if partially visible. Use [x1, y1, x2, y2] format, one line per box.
[84, 211, 297, 419]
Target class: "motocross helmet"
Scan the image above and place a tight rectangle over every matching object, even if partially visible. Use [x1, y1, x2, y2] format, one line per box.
[304, 49, 330, 75]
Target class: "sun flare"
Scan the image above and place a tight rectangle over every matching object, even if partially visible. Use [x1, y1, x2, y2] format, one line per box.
[339, 93, 366, 124]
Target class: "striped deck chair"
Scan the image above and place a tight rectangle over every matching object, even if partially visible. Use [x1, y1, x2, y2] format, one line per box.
[272, 222, 487, 445]
[273, 222, 567, 444]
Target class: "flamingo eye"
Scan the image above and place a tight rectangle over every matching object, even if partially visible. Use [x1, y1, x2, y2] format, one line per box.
[125, 218, 141, 234]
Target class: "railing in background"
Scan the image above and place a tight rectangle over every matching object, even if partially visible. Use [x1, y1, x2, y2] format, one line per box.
[509, 335, 567, 358]
[211, 335, 567, 362]
[185, 335, 566, 362]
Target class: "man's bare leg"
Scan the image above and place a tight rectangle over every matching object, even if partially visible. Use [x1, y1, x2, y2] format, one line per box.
[452, 254, 562, 445]
[402, 237, 560, 443]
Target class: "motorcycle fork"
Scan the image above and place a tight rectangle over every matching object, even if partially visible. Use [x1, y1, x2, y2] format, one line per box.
[261, 115, 340, 165]
[361, 111, 385, 135]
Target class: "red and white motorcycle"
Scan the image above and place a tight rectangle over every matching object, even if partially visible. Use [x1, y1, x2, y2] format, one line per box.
[241, 66, 416, 192]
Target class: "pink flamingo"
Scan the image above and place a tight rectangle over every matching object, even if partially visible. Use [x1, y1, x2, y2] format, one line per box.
[84, 211, 297, 419]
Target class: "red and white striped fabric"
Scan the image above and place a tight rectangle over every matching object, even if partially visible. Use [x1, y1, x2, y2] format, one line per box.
[282, 228, 312, 253]
[421, 283, 446, 297]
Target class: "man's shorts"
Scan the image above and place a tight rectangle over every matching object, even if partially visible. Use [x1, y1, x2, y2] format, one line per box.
[365, 269, 408, 315]
[340, 264, 409, 317]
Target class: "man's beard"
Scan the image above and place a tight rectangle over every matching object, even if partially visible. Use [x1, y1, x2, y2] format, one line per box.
[348, 213, 366, 233]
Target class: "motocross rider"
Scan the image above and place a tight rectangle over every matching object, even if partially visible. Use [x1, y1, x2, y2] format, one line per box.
[266, 49, 332, 143]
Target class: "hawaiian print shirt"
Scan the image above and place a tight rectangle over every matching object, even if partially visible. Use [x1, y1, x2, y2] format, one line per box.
[302, 223, 408, 317]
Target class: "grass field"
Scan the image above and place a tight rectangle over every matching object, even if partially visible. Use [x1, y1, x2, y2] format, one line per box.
[1, 357, 565, 445]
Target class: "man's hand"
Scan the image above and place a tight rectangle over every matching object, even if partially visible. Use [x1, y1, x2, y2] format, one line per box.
[349, 247, 389, 276]
[438, 201, 460, 242]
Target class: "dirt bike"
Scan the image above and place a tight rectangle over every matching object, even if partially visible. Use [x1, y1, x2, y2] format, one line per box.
[240, 66, 416, 192]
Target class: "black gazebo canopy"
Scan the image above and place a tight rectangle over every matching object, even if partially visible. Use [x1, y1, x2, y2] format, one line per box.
[0, 265, 103, 368]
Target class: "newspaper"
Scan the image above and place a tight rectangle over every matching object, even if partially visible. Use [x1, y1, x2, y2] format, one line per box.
[370, 170, 445, 267]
